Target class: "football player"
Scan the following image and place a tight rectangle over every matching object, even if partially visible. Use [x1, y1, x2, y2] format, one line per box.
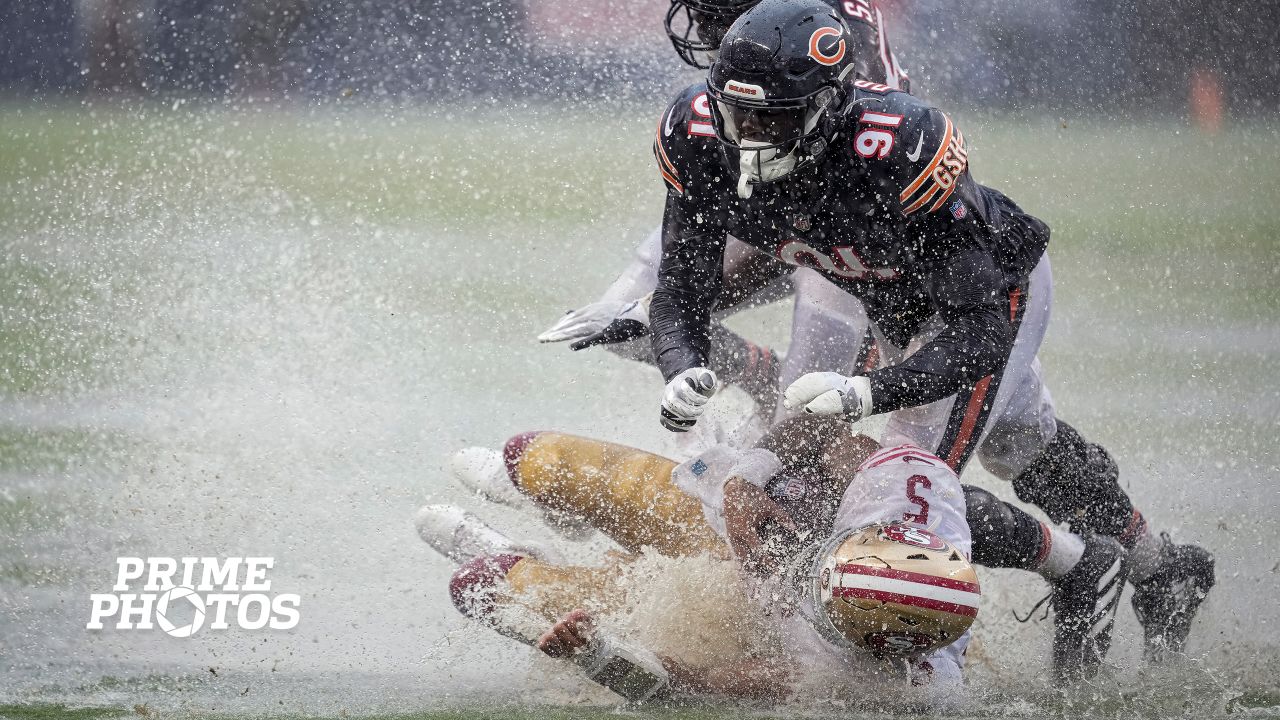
[423, 417, 1128, 684]
[646, 0, 1213, 670]
[419, 422, 980, 702]
[538, 0, 908, 417]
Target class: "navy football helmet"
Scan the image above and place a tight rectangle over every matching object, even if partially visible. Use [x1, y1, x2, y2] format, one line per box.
[707, 0, 861, 197]
[665, 0, 762, 69]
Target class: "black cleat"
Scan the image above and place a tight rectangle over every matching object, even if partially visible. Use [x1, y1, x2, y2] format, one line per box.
[1130, 535, 1215, 661]
[1048, 534, 1129, 681]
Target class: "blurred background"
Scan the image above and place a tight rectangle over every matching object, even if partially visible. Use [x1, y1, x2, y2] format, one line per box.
[2, 0, 1279, 118]
[1, 0, 1278, 717]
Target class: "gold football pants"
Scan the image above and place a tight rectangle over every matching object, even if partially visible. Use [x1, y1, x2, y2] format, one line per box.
[454, 431, 727, 630]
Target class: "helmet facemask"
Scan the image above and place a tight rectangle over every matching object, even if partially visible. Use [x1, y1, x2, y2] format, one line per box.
[709, 82, 842, 198]
[665, 0, 756, 69]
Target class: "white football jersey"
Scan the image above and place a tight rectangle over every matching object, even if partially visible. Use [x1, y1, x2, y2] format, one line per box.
[673, 442, 972, 690]
[788, 445, 971, 687]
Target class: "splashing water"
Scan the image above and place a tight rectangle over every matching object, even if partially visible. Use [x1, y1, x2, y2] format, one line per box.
[1, 102, 1278, 717]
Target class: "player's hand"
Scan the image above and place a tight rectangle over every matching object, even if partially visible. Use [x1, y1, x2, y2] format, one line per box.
[537, 295, 652, 349]
[783, 372, 873, 422]
[723, 477, 797, 575]
[660, 368, 719, 432]
[537, 608, 595, 658]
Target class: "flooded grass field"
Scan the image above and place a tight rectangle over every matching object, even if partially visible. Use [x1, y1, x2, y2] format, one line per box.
[1, 101, 1278, 719]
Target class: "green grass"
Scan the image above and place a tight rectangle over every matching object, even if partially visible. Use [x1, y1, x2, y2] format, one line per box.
[0, 102, 660, 235]
[0, 706, 765, 720]
[0, 705, 127, 720]
[0, 101, 1278, 718]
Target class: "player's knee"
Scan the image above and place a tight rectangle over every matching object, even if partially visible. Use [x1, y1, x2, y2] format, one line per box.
[502, 432, 543, 490]
[448, 553, 525, 621]
[1011, 420, 1133, 536]
[963, 485, 1018, 563]
[963, 485, 1011, 536]
[964, 485, 1043, 570]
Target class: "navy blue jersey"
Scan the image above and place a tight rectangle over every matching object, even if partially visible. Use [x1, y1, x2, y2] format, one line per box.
[649, 82, 1049, 414]
[824, 0, 909, 92]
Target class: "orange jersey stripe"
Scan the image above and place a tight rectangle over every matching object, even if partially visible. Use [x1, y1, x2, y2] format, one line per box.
[944, 375, 991, 470]
[654, 122, 681, 179]
[658, 166, 684, 194]
[928, 181, 959, 214]
[902, 182, 942, 215]
[899, 114, 952, 204]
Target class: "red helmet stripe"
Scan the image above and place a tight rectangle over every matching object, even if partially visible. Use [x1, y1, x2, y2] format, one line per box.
[834, 563, 981, 594]
[831, 586, 979, 618]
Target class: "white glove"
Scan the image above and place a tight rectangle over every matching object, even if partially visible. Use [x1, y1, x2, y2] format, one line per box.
[783, 372, 873, 422]
[660, 368, 719, 432]
[537, 295, 652, 348]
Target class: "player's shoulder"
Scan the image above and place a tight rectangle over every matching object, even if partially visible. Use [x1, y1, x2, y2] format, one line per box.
[856, 444, 953, 474]
[654, 82, 721, 196]
[819, 0, 882, 31]
[845, 85, 971, 217]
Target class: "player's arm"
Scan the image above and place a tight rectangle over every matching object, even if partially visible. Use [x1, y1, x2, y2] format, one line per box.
[721, 417, 875, 572]
[539, 609, 790, 700]
[714, 245, 792, 313]
[648, 192, 728, 381]
[866, 105, 1012, 411]
[867, 248, 1011, 411]
[787, 103, 1013, 418]
[647, 92, 733, 431]
[662, 655, 791, 700]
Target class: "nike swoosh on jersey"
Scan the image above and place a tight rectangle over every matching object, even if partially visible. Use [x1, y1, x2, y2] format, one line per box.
[663, 108, 676, 137]
[906, 132, 925, 162]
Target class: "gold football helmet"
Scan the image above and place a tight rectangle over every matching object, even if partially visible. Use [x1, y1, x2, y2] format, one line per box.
[791, 523, 980, 657]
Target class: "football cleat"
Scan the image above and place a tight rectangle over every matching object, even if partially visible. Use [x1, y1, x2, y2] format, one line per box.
[449, 446, 525, 506]
[448, 446, 595, 541]
[413, 504, 555, 565]
[1130, 535, 1215, 661]
[1045, 534, 1129, 681]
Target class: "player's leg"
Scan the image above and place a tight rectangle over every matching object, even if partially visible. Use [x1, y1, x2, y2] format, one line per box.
[966, 256, 1214, 661]
[449, 553, 626, 631]
[880, 257, 1129, 678]
[963, 485, 1126, 679]
[503, 431, 727, 558]
[1003, 417, 1215, 660]
[414, 505, 624, 633]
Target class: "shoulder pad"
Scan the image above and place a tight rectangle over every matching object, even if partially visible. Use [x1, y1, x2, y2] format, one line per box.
[653, 82, 720, 196]
[848, 91, 970, 217]
[823, 0, 880, 30]
[857, 444, 950, 473]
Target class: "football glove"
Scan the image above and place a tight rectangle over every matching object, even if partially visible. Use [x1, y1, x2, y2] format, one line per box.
[660, 367, 719, 432]
[783, 372, 873, 422]
[536, 294, 652, 350]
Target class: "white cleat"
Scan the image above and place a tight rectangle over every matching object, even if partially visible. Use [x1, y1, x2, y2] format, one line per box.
[448, 446, 596, 542]
[449, 447, 526, 506]
[413, 504, 556, 564]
